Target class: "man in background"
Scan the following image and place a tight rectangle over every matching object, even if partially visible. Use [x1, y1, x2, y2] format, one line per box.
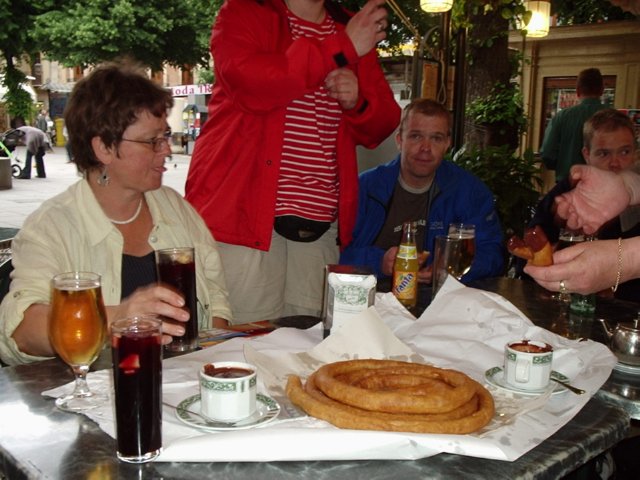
[541, 68, 606, 182]
[526, 108, 639, 302]
[340, 99, 504, 284]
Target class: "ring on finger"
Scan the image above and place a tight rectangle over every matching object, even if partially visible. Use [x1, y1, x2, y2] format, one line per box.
[559, 280, 567, 294]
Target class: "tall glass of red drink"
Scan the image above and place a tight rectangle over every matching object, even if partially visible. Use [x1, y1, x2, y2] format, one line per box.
[111, 315, 162, 463]
[155, 247, 198, 352]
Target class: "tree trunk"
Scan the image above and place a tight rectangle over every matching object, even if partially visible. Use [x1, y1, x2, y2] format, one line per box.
[463, 8, 516, 149]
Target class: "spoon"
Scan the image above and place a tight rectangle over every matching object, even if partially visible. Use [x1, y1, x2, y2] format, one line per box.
[551, 378, 585, 395]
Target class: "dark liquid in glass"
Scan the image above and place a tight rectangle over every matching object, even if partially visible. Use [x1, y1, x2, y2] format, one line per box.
[112, 332, 162, 459]
[157, 260, 198, 351]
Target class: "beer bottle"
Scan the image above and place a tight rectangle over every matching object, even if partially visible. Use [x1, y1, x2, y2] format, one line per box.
[393, 221, 419, 309]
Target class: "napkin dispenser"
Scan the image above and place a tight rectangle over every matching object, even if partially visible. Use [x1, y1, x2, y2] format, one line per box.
[322, 265, 376, 338]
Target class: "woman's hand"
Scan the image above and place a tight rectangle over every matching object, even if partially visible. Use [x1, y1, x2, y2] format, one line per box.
[108, 285, 189, 345]
[325, 68, 359, 110]
[524, 239, 621, 295]
[212, 317, 230, 329]
[556, 165, 630, 234]
[345, 0, 388, 57]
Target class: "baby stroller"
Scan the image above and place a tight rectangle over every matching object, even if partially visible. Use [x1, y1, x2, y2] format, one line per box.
[0, 129, 25, 178]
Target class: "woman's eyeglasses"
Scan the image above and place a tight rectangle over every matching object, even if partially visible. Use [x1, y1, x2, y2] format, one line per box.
[121, 130, 172, 152]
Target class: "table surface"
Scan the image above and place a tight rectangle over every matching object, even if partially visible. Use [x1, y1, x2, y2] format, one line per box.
[0, 277, 632, 480]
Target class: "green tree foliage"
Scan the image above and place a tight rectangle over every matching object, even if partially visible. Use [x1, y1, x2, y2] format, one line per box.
[0, 0, 53, 121]
[553, 0, 636, 25]
[33, 0, 220, 71]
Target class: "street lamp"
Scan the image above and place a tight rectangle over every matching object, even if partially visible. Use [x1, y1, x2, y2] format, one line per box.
[420, 1, 453, 13]
[524, 1, 551, 38]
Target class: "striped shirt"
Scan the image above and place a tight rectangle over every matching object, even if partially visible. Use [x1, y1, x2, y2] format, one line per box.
[276, 10, 342, 222]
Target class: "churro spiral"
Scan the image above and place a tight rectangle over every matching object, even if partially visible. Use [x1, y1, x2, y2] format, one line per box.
[286, 359, 494, 434]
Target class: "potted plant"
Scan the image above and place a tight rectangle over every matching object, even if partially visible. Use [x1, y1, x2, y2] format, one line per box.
[465, 81, 527, 150]
[452, 144, 542, 240]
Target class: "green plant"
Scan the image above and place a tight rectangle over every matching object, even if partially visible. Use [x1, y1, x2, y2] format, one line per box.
[1, 66, 34, 123]
[452, 145, 542, 239]
[197, 68, 214, 85]
[466, 82, 527, 136]
[452, 0, 530, 47]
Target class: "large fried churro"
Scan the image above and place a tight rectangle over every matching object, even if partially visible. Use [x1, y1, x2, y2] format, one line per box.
[315, 359, 478, 414]
[286, 359, 494, 434]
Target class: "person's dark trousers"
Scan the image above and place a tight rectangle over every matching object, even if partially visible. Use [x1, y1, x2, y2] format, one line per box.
[34, 147, 46, 178]
[17, 151, 33, 178]
[17, 147, 45, 179]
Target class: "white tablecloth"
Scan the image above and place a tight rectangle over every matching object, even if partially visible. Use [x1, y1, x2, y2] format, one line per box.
[44, 277, 617, 462]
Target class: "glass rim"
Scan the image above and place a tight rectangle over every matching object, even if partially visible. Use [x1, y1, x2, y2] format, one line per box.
[155, 246, 194, 253]
[52, 271, 101, 280]
[111, 314, 162, 334]
[52, 271, 101, 289]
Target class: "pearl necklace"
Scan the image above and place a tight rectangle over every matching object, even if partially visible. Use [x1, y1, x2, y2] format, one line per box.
[108, 199, 143, 225]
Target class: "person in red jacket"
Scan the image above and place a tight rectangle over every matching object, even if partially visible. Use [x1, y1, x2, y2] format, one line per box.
[185, 0, 400, 325]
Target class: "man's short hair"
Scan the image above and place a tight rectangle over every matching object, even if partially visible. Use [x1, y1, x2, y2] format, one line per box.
[577, 68, 604, 97]
[399, 99, 451, 135]
[583, 108, 635, 150]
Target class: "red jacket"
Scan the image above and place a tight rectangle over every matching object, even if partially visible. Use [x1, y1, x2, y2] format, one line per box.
[185, 0, 400, 251]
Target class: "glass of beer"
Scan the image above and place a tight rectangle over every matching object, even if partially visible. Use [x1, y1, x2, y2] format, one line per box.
[155, 247, 198, 352]
[447, 223, 476, 280]
[111, 315, 163, 463]
[49, 271, 107, 411]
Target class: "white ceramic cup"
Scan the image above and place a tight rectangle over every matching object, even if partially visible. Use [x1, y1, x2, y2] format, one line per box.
[199, 361, 257, 422]
[503, 340, 553, 391]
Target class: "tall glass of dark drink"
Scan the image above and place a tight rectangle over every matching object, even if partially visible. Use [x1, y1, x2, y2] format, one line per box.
[111, 315, 162, 463]
[155, 247, 198, 352]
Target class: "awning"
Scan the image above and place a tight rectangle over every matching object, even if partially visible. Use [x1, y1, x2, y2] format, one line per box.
[39, 81, 74, 93]
[183, 104, 208, 113]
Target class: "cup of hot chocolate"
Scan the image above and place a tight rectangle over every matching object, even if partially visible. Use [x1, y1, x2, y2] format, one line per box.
[199, 361, 257, 422]
[503, 340, 553, 391]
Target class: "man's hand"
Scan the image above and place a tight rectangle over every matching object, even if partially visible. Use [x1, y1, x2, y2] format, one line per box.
[381, 246, 398, 277]
[382, 248, 431, 283]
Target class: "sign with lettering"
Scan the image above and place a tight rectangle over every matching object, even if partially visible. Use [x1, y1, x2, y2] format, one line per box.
[170, 84, 213, 97]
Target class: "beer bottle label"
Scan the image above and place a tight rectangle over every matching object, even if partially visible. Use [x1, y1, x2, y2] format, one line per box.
[397, 245, 417, 259]
[393, 271, 417, 300]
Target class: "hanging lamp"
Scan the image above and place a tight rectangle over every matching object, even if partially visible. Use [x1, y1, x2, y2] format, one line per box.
[524, 1, 551, 38]
[420, 0, 453, 13]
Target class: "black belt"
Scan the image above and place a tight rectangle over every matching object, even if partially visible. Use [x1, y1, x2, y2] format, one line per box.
[274, 215, 331, 243]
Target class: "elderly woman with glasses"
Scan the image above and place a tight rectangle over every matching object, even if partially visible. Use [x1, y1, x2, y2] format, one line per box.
[0, 63, 232, 365]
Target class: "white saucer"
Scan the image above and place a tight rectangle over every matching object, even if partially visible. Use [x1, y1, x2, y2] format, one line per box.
[613, 362, 640, 375]
[176, 393, 280, 431]
[484, 366, 570, 396]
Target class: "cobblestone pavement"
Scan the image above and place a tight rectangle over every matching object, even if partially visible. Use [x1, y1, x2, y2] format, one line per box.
[0, 146, 190, 229]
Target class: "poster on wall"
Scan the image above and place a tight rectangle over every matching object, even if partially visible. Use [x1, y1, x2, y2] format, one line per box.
[618, 109, 640, 140]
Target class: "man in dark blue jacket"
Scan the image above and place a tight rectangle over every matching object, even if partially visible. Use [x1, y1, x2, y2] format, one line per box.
[340, 99, 504, 284]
